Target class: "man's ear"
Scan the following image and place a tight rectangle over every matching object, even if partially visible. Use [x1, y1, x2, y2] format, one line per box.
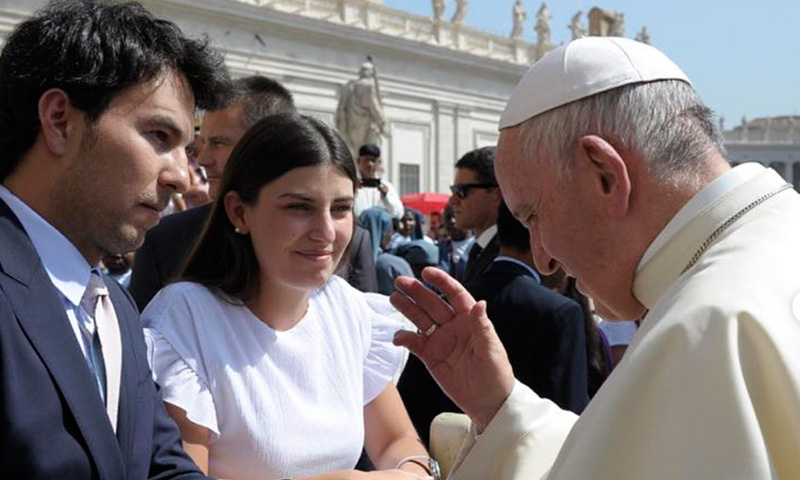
[577, 135, 631, 217]
[490, 185, 503, 208]
[38, 88, 77, 157]
[223, 190, 249, 234]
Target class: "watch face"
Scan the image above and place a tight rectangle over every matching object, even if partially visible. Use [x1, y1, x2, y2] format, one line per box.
[430, 458, 442, 480]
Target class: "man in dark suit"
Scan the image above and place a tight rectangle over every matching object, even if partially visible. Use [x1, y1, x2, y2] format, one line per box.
[467, 202, 589, 413]
[398, 202, 588, 445]
[0, 1, 228, 477]
[129, 77, 379, 310]
[449, 146, 502, 284]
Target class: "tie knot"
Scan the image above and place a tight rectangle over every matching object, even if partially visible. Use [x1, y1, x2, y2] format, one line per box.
[81, 272, 108, 313]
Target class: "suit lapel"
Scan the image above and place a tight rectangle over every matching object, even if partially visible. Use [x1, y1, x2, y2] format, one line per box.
[0, 201, 125, 480]
[107, 276, 144, 467]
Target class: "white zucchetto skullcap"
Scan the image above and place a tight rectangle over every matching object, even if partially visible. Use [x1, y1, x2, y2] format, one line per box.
[499, 37, 691, 130]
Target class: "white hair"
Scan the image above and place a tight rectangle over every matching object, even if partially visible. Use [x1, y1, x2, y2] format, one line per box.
[516, 80, 727, 188]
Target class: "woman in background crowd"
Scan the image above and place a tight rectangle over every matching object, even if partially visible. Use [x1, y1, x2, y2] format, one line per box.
[359, 208, 415, 296]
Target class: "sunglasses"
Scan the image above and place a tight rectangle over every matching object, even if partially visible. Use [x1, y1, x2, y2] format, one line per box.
[449, 183, 498, 199]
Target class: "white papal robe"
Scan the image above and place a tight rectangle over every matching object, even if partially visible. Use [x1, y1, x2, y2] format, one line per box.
[448, 163, 800, 480]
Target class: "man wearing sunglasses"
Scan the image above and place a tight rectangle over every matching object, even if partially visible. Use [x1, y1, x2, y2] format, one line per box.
[449, 146, 503, 284]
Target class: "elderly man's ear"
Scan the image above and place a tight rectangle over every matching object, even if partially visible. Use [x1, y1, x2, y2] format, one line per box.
[577, 135, 632, 218]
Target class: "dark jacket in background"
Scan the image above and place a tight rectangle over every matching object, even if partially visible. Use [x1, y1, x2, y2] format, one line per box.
[129, 203, 211, 311]
[399, 258, 589, 446]
[462, 233, 499, 285]
[469, 260, 590, 412]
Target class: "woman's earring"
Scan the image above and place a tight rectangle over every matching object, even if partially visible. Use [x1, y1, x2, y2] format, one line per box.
[235, 227, 243, 234]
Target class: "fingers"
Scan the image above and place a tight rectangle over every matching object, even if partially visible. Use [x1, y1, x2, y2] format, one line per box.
[389, 287, 438, 332]
[393, 275, 456, 325]
[420, 267, 477, 314]
[392, 329, 427, 357]
[467, 300, 506, 357]
[467, 300, 493, 337]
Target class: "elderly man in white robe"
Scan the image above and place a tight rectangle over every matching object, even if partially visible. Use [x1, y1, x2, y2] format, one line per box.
[390, 36, 800, 480]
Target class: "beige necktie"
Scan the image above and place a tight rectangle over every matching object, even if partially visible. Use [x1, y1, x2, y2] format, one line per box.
[82, 272, 122, 433]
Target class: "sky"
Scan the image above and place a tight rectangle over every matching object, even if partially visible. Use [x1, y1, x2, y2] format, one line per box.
[383, 0, 800, 130]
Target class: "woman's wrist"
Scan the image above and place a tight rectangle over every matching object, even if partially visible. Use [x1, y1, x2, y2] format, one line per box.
[395, 456, 440, 480]
[397, 459, 430, 476]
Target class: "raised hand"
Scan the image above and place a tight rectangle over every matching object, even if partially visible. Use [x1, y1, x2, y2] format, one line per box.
[391, 267, 515, 432]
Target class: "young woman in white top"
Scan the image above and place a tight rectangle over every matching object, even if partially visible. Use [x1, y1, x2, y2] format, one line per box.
[142, 114, 433, 480]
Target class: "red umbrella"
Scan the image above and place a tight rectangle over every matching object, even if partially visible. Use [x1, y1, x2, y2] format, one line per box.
[401, 192, 451, 215]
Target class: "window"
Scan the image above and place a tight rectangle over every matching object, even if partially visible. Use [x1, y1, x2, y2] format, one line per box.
[399, 163, 420, 195]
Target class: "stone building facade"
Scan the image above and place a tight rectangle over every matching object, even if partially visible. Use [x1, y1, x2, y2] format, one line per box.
[724, 116, 800, 188]
[0, 0, 541, 195]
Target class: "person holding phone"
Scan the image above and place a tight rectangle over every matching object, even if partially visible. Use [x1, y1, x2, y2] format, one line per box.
[354, 143, 404, 219]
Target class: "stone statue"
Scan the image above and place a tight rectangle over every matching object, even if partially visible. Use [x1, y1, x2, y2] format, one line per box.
[336, 0, 348, 22]
[451, 0, 467, 25]
[569, 11, 585, 40]
[432, 0, 445, 23]
[609, 12, 625, 36]
[535, 2, 551, 46]
[510, 0, 526, 40]
[634, 26, 651, 44]
[335, 59, 387, 156]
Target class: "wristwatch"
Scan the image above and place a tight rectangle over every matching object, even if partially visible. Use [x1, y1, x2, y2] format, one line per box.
[428, 457, 442, 480]
[396, 455, 442, 480]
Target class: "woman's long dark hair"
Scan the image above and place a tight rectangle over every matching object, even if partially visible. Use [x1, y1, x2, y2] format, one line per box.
[178, 113, 357, 303]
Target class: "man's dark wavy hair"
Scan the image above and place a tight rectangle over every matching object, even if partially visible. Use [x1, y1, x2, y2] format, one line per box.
[0, 0, 231, 180]
[496, 200, 530, 253]
[455, 146, 497, 184]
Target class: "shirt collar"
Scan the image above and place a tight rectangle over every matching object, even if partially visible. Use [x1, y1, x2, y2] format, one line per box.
[0, 185, 92, 307]
[493, 255, 541, 283]
[476, 224, 497, 249]
[633, 163, 787, 309]
[638, 162, 764, 268]
[451, 236, 475, 248]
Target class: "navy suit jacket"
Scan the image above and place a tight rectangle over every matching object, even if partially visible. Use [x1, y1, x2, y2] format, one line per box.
[128, 203, 211, 311]
[0, 199, 205, 480]
[468, 260, 590, 413]
[462, 233, 499, 285]
[130, 204, 378, 311]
